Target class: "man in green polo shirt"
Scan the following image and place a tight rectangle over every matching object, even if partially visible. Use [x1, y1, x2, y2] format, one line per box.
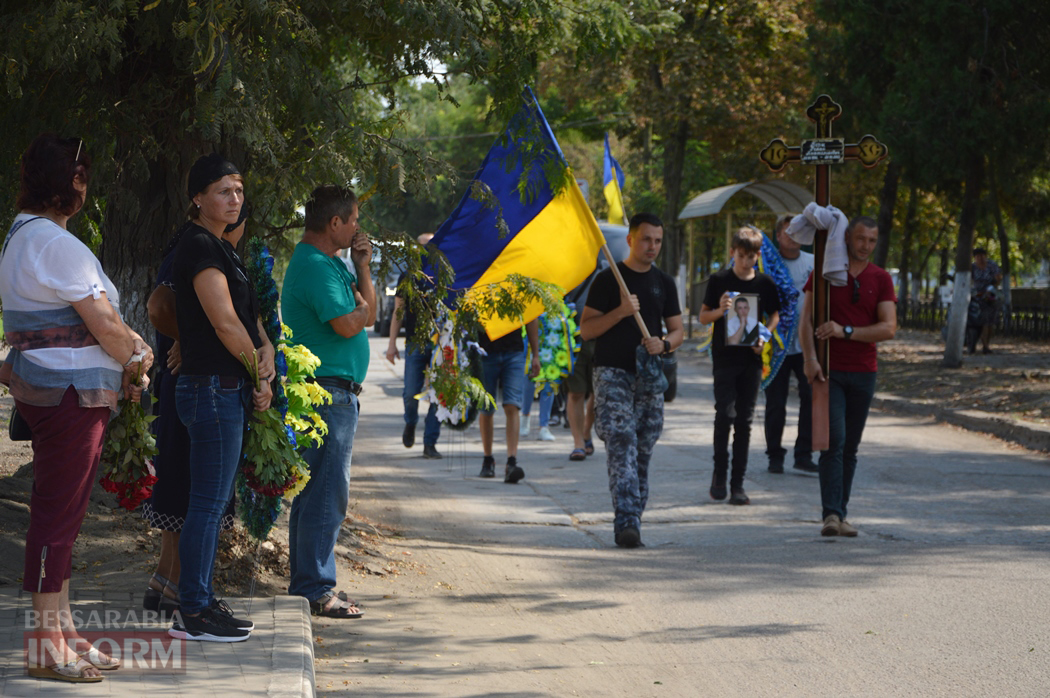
[281, 185, 375, 619]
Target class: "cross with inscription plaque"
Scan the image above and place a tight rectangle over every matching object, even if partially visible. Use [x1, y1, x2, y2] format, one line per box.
[759, 94, 887, 450]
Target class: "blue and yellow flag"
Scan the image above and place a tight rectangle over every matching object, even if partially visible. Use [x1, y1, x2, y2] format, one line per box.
[603, 133, 627, 225]
[429, 89, 605, 340]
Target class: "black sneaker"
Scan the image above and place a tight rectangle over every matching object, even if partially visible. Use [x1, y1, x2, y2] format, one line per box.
[793, 459, 819, 473]
[767, 458, 784, 474]
[710, 471, 727, 501]
[504, 456, 524, 484]
[210, 598, 254, 631]
[615, 527, 641, 548]
[402, 423, 415, 449]
[729, 487, 751, 505]
[479, 455, 495, 478]
[169, 607, 250, 642]
[422, 443, 442, 459]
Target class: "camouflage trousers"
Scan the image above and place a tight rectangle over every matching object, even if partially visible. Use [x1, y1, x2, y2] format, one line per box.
[594, 366, 665, 534]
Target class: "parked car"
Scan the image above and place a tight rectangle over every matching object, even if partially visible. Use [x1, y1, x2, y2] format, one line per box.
[370, 261, 401, 337]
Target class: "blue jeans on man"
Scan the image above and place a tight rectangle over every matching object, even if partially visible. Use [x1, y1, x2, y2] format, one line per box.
[176, 375, 250, 615]
[819, 370, 877, 521]
[289, 382, 359, 602]
[403, 344, 440, 447]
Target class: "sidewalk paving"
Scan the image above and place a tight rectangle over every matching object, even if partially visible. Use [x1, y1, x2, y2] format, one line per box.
[0, 590, 313, 697]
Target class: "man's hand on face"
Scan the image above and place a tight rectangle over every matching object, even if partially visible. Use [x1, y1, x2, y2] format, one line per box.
[350, 231, 372, 268]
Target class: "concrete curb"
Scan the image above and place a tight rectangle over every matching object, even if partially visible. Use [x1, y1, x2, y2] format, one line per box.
[267, 595, 315, 698]
[872, 393, 1050, 453]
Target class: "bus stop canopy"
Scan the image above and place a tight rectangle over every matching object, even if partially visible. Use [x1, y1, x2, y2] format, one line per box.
[677, 180, 813, 220]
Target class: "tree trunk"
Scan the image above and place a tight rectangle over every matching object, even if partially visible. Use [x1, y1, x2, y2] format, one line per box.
[897, 183, 918, 322]
[943, 155, 984, 367]
[99, 136, 205, 337]
[660, 117, 689, 284]
[874, 160, 901, 269]
[989, 167, 1012, 330]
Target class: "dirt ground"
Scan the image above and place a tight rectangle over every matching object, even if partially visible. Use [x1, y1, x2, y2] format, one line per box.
[0, 326, 1045, 597]
[0, 395, 418, 598]
[876, 328, 1050, 427]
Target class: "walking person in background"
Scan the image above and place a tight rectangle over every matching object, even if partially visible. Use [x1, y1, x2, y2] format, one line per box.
[0, 134, 152, 681]
[970, 246, 1002, 355]
[386, 232, 442, 459]
[477, 319, 541, 482]
[764, 215, 817, 474]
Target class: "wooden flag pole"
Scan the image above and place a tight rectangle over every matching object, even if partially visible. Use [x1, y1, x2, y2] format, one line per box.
[600, 243, 651, 340]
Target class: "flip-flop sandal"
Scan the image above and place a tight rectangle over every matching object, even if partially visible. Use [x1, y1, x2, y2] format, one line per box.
[77, 648, 121, 670]
[28, 658, 104, 683]
[310, 591, 364, 619]
[584, 439, 595, 456]
[569, 448, 586, 461]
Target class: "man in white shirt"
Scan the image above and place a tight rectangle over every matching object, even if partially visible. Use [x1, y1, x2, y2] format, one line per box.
[764, 215, 817, 474]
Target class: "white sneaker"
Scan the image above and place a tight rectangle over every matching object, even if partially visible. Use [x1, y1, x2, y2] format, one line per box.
[537, 426, 555, 442]
[519, 415, 532, 437]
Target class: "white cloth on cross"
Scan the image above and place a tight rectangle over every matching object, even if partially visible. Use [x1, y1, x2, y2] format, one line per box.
[785, 202, 849, 287]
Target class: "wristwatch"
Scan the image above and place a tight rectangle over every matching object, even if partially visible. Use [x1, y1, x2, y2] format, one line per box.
[662, 339, 671, 354]
[843, 325, 854, 340]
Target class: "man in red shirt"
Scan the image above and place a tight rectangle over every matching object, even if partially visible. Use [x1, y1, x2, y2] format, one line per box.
[800, 216, 897, 537]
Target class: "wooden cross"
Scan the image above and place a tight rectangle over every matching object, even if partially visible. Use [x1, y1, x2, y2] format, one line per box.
[759, 94, 888, 450]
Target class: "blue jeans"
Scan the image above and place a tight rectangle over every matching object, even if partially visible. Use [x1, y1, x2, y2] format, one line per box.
[289, 383, 359, 601]
[403, 344, 440, 446]
[819, 370, 877, 521]
[480, 350, 526, 414]
[175, 375, 250, 615]
[521, 383, 553, 426]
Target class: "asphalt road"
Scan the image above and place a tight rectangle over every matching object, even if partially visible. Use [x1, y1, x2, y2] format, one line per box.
[312, 335, 1050, 697]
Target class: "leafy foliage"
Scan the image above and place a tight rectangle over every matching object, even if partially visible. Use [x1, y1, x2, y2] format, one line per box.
[0, 0, 642, 333]
[236, 239, 330, 541]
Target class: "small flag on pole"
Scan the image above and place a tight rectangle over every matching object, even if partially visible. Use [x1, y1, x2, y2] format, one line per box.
[603, 133, 627, 225]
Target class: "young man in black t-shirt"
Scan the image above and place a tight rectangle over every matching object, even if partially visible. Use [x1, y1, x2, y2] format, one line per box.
[699, 227, 780, 505]
[581, 213, 683, 549]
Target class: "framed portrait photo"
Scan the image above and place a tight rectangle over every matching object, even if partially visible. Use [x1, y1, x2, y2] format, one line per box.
[725, 293, 761, 346]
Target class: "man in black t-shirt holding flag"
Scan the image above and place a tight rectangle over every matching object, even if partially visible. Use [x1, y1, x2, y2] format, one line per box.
[581, 213, 683, 548]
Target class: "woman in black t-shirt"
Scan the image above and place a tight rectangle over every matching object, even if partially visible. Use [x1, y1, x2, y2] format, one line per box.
[169, 154, 274, 643]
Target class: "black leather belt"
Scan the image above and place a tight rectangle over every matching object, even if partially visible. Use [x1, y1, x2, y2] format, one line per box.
[308, 375, 362, 396]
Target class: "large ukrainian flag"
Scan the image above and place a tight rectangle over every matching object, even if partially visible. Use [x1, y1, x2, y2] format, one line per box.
[429, 88, 605, 340]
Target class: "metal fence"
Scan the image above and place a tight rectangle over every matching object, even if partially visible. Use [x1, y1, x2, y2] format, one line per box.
[897, 300, 1050, 340]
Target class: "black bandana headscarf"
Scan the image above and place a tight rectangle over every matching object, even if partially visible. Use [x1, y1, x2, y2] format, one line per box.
[187, 153, 240, 199]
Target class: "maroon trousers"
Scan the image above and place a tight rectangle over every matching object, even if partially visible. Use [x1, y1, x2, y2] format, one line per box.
[16, 387, 108, 594]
